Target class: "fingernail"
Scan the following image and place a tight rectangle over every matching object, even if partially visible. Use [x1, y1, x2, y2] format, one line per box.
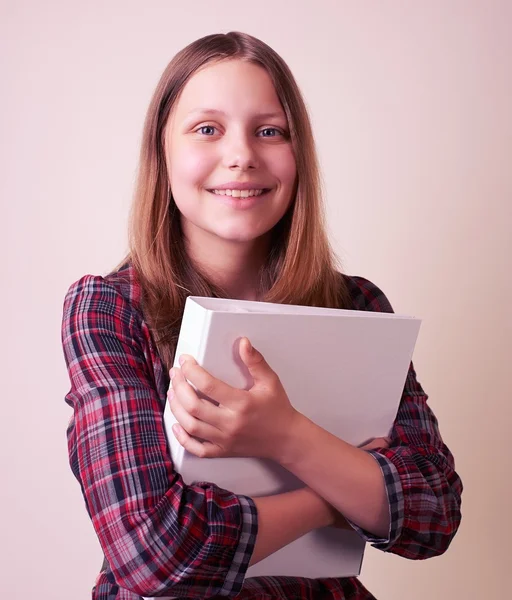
[246, 338, 253, 352]
[170, 368, 176, 379]
[179, 354, 195, 365]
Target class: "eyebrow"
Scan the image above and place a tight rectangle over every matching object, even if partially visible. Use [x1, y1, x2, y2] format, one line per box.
[184, 108, 286, 120]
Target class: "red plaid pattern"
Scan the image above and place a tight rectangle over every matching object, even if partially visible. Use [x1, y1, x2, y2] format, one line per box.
[61, 264, 462, 599]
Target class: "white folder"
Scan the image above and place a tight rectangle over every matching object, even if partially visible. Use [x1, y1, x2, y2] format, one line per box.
[159, 296, 420, 583]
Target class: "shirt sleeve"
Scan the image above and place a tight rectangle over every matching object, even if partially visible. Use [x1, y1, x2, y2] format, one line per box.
[61, 275, 258, 598]
[345, 277, 463, 558]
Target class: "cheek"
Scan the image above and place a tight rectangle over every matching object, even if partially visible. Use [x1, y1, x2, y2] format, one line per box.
[273, 148, 297, 189]
[170, 146, 214, 189]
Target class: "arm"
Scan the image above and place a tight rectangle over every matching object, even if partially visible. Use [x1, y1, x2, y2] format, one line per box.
[278, 362, 462, 556]
[278, 278, 463, 558]
[278, 416, 390, 538]
[62, 275, 258, 598]
[250, 486, 336, 566]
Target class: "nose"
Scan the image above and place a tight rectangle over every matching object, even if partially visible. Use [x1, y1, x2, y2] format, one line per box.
[222, 130, 259, 171]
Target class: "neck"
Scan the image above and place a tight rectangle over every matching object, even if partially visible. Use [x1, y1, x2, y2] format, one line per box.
[183, 226, 270, 301]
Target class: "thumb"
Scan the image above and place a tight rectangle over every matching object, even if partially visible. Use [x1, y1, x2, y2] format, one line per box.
[239, 337, 273, 386]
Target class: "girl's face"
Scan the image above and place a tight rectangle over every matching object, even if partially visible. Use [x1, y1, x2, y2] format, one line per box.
[165, 59, 297, 247]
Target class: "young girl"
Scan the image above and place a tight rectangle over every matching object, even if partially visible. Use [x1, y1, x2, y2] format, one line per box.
[61, 32, 463, 600]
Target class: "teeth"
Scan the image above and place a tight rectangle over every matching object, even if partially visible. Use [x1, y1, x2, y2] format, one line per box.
[210, 189, 266, 197]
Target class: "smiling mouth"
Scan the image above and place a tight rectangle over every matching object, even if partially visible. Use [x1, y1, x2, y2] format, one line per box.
[207, 188, 272, 198]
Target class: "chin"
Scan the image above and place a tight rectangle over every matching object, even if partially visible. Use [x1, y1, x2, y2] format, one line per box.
[222, 218, 281, 241]
[216, 230, 266, 244]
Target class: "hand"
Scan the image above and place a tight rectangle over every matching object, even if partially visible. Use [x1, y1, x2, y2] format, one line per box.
[168, 337, 301, 462]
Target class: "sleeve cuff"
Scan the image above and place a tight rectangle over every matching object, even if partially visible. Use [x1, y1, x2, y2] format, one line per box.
[219, 494, 258, 596]
[345, 451, 404, 551]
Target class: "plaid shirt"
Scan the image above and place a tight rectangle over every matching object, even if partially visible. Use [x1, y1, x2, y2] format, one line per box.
[61, 262, 462, 600]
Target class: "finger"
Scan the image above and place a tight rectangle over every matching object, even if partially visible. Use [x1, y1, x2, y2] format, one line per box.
[169, 389, 222, 444]
[178, 355, 235, 408]
[359, 437, 391, 451]
[238, 337, 278, 388]
[170, 368, 223, 427]
[168, 367, 221, 434]
[171, 423, 223, 459]
[170, 366, 202, 403]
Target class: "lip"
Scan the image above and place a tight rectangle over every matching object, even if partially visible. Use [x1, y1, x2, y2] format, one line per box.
[207, 181, 271, 191]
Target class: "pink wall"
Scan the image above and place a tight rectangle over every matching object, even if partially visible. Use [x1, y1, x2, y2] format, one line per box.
[3, 1, 510, 598]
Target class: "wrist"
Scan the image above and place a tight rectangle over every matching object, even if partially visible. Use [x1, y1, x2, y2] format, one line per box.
[275, 410, 312, 467]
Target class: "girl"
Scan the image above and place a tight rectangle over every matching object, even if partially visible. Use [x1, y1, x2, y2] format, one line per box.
[61, 32, 463, 600]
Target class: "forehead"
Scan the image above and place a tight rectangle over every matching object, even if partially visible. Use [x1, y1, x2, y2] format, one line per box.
[172, 59, 285, 121]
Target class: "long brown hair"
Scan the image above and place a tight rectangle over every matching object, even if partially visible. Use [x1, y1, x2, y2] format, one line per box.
[116, 31, 351, 370]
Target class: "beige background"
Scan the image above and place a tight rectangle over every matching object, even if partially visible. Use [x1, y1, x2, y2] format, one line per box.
[2, 1, 511, 598]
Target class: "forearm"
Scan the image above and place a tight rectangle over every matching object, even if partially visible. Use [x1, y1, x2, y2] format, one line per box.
[278, 414, 390, 539]
[249, 486, 335, 566]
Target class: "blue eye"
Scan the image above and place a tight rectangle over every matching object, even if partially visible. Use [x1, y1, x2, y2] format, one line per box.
[197, 125, 216, 135]
[258, 128, 282, 137]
